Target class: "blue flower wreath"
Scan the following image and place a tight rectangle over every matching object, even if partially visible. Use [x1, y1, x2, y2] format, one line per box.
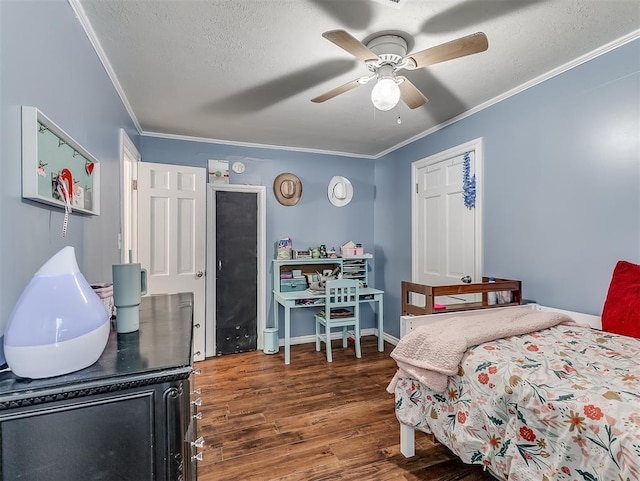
[463, 151, 476, 209]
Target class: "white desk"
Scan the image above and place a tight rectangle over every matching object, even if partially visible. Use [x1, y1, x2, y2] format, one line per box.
[273, 287, 385, 364]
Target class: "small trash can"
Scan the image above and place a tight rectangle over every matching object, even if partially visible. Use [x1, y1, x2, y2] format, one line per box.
[263, 327, 279, 354]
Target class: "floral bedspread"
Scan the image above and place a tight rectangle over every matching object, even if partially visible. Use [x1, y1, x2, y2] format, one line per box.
[393, 325, 640, 481]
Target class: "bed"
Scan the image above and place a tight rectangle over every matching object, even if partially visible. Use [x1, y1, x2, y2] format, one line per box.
[388, 304, 640, 481]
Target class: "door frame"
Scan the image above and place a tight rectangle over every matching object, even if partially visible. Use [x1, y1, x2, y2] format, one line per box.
[411, 137, 484, 286]
[206, 184, 266, 356]
[119, 129, 140, 263]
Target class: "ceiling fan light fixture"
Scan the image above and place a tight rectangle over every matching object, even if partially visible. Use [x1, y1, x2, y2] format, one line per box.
[371, 77, 400, 111]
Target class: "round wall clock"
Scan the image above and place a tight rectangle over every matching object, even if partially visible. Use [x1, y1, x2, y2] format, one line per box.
[232, 161, 245, 174]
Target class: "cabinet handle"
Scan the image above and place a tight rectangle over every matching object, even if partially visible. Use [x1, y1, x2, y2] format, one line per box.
[194, 350, 202, 357]
[196, 270, 204, 278]
[193, 412, 203, 420]
[192, 397, 203, 407]
[194, 323, 201, 329]
[191, 436, 205, 449]
[192, 452, 204, 462]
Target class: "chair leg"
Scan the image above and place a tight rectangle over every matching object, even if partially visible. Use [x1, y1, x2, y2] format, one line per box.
[354, 321, 361, 359]
[325, 324, 332, 362]
[342, 326, 348, 348]
[315, 318, 321, 352]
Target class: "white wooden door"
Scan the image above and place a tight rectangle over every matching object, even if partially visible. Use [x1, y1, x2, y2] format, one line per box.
[137, 162, 206, 361]
[412, 138, 483, 306]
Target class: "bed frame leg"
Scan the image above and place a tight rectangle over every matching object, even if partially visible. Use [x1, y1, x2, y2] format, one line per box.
[400, 423, 415, 457]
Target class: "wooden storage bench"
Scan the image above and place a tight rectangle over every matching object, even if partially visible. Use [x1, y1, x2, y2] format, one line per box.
[401, 277, 522, 316]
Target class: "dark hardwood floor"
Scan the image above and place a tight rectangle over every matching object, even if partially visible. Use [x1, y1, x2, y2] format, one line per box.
[193, 337, 496, 481]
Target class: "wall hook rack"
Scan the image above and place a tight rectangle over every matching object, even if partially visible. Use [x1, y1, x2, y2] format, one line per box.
[22, 106, 100, 216]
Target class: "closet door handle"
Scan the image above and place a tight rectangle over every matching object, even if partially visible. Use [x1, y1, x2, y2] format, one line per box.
[196, 270, 204, 278]
[218, 260, 222, 271]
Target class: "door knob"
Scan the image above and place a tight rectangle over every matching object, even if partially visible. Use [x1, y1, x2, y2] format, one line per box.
[196, 270, 204, 278]
[461, 276, 472, 284]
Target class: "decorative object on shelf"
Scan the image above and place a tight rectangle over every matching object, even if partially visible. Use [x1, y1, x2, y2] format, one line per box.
[273, 172, 302, 206]
[327, 175, 353, 207]
[275, 238, 293, 259]
[22, 106, 100, 216]
[208, 159, 229, 184]
[3, 246, 110, 379]
[294, 250, 311, 259]
[341, 240, 364, 257]
[462, 151, 476, 209]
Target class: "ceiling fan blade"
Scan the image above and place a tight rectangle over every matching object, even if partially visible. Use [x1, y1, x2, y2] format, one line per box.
[322, 29, 380, 62]
[311, 79, 363, 103]
[397, 77, 428, 109]
[404, 32, 488, 69]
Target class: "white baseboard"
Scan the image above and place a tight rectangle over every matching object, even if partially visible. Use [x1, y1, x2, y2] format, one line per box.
[383, 332, 399, 346]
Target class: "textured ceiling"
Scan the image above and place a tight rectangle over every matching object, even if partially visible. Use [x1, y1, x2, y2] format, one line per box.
[73, 0, 639, 158]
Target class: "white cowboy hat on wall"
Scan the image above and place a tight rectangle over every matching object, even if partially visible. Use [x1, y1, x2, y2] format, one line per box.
[328, 176, 353, 207]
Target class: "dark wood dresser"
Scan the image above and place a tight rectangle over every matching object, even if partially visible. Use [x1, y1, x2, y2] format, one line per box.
[0, 293, 200, 481]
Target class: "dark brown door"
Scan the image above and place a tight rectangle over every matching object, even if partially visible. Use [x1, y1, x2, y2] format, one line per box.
[215, 190, 258, 354]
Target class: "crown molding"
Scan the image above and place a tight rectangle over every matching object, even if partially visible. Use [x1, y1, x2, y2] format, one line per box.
[68, 0, 142, 134]
[376, 29, 640, 158]
[69, 0, 638, 160]
[141, 131, 375, 159]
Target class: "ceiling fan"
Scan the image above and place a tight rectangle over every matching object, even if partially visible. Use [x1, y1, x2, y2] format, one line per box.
[311, 29, 488, 111]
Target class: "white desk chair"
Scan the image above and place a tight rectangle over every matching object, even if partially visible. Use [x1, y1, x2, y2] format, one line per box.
[314, 279, 361, 362]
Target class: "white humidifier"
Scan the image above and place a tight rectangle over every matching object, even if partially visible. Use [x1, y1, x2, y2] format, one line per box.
[3, 246, 110, 378]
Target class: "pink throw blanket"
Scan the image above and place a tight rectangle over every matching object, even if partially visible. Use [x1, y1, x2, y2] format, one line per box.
[387, 308, 575, 393]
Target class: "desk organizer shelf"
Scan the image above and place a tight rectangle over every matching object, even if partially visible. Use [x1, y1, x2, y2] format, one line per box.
[273, 256, 371, 291]
[401, 277, 522, 316]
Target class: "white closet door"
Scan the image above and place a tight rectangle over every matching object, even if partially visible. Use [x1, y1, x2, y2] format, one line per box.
[412, 139, 483, 305]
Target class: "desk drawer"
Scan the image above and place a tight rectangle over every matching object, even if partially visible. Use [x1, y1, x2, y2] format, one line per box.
[280, 278, 307, 292]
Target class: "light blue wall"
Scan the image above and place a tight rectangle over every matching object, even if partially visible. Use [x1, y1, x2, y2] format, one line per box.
[376, 39, 640, 338]
[139, 137, 377, 336]
[0, 1, 139, 361]
[1, 0, 637, 351]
